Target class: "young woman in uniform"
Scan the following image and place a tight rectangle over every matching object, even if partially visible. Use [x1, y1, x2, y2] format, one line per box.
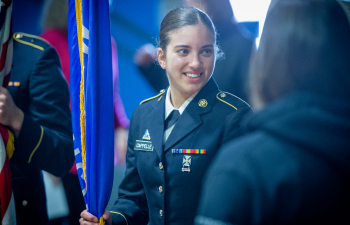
[80, 6, 251, 225]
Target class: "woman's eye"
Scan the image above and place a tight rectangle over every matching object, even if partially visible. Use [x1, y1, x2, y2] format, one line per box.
[202, 49, 213, 55]
[178, 49, 189, 55]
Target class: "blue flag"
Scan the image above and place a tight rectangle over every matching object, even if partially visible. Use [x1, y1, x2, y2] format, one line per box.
[68, 0, 114, 223]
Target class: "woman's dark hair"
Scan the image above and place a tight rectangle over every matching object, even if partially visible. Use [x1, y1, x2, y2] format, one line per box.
[249, 0, 350, 107]
[159, 6, 222, 59]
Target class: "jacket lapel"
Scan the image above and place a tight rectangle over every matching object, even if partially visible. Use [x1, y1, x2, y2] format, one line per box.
[146, 93, 166, 159]
[164, 78, 218, 151]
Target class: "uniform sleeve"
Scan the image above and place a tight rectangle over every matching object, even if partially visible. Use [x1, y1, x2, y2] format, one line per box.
[14, 46, 74, 177]
[110, 111, 149, 225]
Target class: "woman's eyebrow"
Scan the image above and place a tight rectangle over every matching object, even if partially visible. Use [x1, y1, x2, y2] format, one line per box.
[201, 44, 214, 48]
[173, 44, 214, 49]
[174, 45, 191, 48]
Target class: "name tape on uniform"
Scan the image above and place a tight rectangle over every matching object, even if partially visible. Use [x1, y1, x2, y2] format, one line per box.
[134, 140, 154, 151]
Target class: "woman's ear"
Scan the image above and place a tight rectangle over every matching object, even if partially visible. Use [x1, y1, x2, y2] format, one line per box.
[157, 48, 166, 69]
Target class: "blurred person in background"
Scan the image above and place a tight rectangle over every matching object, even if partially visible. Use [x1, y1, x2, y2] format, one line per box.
[2, 0, 75, 222]
[8, 31, 75, 225]
[134, 0, 254, 102]
[195, 0, 350, 224]
[40, 0, 129, 224]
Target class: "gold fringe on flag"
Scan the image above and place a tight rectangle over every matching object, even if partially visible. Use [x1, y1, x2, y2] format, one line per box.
[99, 216, 105, 225]
[5, 130, 15, 159]
[75, 0, 87, 185]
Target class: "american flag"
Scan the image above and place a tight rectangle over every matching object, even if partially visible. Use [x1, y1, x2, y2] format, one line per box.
[0, 0, 16, 224]
[0, 0, 13, 87]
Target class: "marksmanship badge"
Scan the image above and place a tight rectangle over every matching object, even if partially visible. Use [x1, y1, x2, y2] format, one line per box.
[182, 155, 192, 172]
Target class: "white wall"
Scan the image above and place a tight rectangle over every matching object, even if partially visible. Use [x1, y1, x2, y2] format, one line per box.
[230, 0, 271, 47]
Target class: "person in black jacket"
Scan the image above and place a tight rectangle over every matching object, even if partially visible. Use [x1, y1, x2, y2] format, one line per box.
[195, 0, 350, 224]
[1, 32, 74, 224]
[80, 6, 251, 225]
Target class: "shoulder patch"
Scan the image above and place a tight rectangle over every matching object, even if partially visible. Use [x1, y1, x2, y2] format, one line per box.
[13, 32, 50, 51]
[216, 91, 250, 110]
[140, 89, 166, 105]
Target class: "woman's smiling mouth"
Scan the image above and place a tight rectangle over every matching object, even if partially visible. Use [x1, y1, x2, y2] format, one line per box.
[184, 73, 202, 78]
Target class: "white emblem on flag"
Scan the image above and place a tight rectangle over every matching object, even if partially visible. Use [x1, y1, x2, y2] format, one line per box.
[74, 148, 80, 156]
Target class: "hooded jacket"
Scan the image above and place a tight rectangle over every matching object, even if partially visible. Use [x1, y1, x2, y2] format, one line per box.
[196, 91, 350, 224]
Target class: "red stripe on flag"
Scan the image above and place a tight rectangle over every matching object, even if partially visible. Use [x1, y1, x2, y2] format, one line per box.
[3, 71, 10, 88]
[0, 32, 11, 73]
[0, 155, 13, 220]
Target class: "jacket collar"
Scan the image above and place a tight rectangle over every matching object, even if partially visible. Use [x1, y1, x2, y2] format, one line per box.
[164, 78, 218, 152]
[145, 78, 219, 159]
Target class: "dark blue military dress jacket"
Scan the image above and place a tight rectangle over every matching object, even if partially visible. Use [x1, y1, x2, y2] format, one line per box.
[8, 33, 74, 225]
[110, 78, 251, 225]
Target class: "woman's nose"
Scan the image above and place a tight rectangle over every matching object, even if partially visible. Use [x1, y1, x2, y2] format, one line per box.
[189, 54, 201, 69]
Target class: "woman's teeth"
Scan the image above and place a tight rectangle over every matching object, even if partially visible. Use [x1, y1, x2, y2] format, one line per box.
[186, 73, 200, 78]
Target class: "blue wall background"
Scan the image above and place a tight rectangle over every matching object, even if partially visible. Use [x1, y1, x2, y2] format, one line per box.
[13, 0, 43, 35]
[110, 0, 160, 118]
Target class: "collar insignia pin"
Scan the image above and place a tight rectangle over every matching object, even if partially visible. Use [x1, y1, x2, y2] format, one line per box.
[142, 129, 151, 140]
[198, 99, 208, 108]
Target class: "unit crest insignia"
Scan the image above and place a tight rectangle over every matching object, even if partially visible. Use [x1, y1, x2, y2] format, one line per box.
[142, 129, 151, 140]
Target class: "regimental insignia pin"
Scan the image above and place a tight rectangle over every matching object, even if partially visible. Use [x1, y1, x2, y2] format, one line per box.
[142, 129, 151, 140]
[182, 155, 192, 172]
[198, 99, 208, 107]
